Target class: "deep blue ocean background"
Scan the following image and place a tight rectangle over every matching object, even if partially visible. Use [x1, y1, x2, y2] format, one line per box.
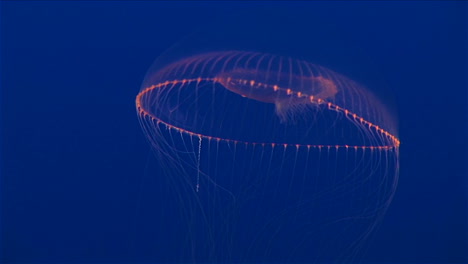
[1, 1, 467, 263]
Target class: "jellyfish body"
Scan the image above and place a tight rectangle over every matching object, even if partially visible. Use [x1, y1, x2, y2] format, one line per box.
[136, 51, 399, 263]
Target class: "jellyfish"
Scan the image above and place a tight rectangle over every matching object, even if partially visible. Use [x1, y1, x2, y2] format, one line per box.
[136, 51, 400, 263]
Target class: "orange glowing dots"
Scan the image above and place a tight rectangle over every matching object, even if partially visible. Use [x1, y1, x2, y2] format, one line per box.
[136, 50, 399, 263]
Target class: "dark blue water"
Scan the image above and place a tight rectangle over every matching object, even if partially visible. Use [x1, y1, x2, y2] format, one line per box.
[2, 1, 466, 263]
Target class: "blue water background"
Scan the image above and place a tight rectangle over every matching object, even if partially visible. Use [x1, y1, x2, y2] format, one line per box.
[1, 1, 467, 263]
